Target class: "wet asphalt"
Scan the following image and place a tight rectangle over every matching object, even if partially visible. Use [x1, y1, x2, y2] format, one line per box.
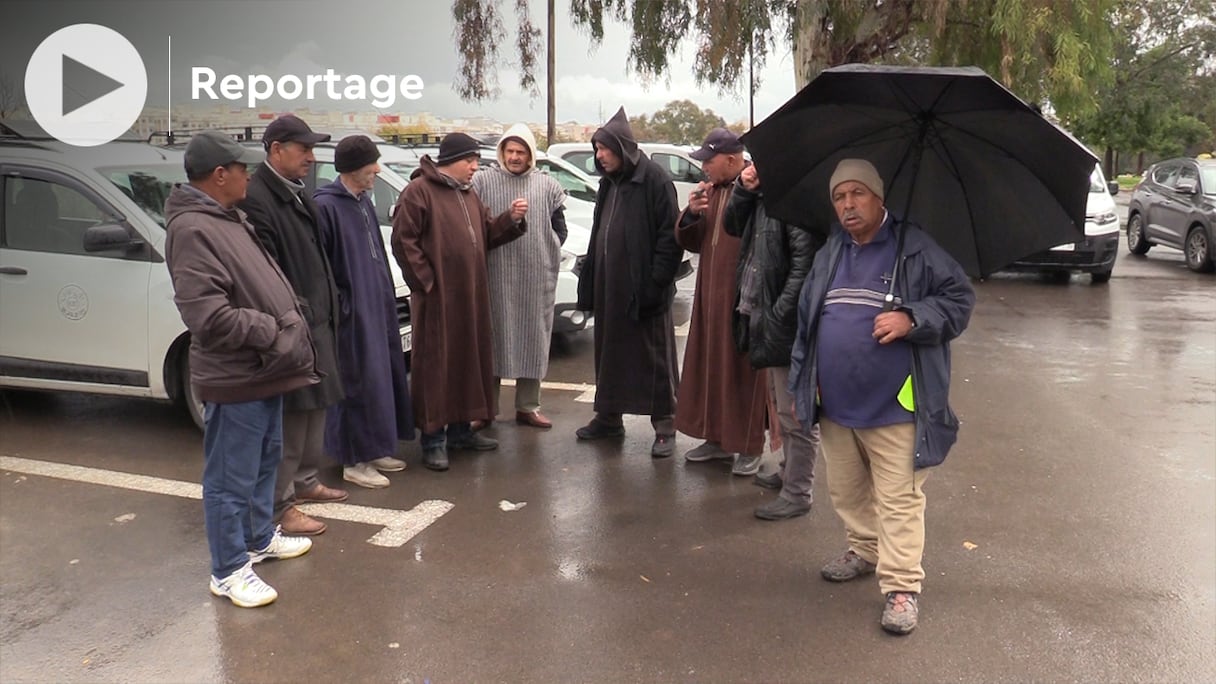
[2, 194, 1214, 683]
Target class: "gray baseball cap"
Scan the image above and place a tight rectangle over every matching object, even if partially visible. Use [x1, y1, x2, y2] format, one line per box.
[183, 130, 264, 177]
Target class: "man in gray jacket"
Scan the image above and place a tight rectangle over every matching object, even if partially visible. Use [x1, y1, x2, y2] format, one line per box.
[165, 131, 318, 608]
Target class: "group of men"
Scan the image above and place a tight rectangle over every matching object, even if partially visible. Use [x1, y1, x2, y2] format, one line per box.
[165, 109, 974, 635]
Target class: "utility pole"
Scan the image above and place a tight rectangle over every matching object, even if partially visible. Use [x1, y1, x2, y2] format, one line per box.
[546, 0, 555, 148]
[748, 34, 755, 129]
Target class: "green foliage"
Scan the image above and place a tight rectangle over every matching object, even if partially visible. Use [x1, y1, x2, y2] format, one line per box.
[640, 99, 727, 144]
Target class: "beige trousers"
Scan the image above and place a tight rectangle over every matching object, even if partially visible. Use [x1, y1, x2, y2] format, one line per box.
[819, 418, 928, 594]
[493, 377, 542, 413]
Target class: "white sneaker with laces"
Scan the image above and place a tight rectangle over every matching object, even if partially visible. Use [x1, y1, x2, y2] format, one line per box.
[210, 562, 277, 608]
[344, 462, 391, 488]
[249, 526, 313, 564]
[367, 456, 407, 472]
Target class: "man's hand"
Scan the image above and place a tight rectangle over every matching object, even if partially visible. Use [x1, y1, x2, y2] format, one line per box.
[873, 311, 914, 344]
[739, 164, 760, 192]
[687, 182, 711, 214]
[510, 198, 528, 221]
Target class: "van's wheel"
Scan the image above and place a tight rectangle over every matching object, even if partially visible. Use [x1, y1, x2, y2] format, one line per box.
[178, 352, 205, 430]
[1126, 213, 1150, 255]
[1184, 226, 1215, 273]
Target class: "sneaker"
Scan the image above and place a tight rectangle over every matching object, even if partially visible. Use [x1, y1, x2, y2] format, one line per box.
[881, 592, 920, 635]
[249, 526, 313, 564]
[651, 434, 675, 458]
[448, 432, 499, 451]
[344, 462, 391, 489]
[731, 454, 762, 476]
[753, 471, 783, 490]
[754, 497, 811, 520]
[210, 563, 277, 608]
[683, 441, 731, 462]
[368, 456, 407, 472]
[575, 420, 625, 441]
[820, 549, 877, 582]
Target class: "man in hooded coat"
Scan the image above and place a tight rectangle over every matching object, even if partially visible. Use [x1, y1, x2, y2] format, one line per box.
[675, 128, 770, 477]
[313, 135, 415, 489]
[391, 132, 528, 472]
[575, 107, 683, 457]
[471, 124, 568, 428]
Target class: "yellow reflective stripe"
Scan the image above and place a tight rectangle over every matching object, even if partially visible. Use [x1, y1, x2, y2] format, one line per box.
[897, 374, 915, 412]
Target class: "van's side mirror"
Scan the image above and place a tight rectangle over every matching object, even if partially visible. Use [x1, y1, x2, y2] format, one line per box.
[1107, 180, 1119, 195]
[83, 223, 145, 253]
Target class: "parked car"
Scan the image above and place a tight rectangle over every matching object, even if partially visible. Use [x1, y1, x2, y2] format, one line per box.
[546, 142, 706, 205]
[1127, 157, 1216, 272]
[0, 133, 209, 426]
[1007, 164, 1122, 283]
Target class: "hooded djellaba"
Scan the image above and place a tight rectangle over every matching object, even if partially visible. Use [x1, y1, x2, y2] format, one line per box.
[575, 107, 683, 421]
[471, 123, 568, 385]
[313, 136, 415, 469]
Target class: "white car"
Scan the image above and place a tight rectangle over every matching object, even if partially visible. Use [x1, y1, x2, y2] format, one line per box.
[0, 132, 413, 429]
[546, 141, 706, 205]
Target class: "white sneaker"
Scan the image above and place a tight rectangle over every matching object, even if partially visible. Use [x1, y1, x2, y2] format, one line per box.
[367, 456, 407, 472]
[344, 462, 391, 488]
[249, 526, 313, 564]
[210, 562, 277, 608]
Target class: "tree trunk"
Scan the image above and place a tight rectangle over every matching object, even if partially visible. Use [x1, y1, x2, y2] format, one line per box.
[792, 0, 831, 89]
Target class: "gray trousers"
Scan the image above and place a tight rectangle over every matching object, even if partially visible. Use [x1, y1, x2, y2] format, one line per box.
[494, 377, 542, 413]
[769, 365, 820, 506]
[274, 408, 325, 519]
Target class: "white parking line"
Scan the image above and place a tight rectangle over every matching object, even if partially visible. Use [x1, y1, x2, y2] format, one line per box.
[0, 456, 452, 548]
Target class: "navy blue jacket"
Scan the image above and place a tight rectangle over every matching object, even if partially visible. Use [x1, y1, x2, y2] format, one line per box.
[789, 217, 975, 469]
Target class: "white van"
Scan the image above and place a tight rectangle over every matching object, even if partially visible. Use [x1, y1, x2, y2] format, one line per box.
[1008, 163, 1121, 283]
[546, 142, 706, 205]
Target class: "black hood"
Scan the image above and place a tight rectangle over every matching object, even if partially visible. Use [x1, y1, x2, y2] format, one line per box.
[591, 106, 642, 176]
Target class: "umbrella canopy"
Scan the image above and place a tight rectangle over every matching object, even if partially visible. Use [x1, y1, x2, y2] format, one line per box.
[741, 64, 1098, 278]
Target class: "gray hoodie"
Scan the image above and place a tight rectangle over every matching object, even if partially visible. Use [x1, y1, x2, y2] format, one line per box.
[164, 183, 319, 404]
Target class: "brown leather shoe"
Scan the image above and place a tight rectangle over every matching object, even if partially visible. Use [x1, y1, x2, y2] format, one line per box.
[295, 482, 349, 503]
[280, 506, 326, 536]
[515, 410, 553, 428]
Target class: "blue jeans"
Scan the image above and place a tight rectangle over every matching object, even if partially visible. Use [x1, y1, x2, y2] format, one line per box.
[420, 422, 471, 449]
[202, 397, 284, 578]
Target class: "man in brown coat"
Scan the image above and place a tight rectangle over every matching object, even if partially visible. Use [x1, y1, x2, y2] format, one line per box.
[391, 132, 528, 471]
[676, 128, 769, 476]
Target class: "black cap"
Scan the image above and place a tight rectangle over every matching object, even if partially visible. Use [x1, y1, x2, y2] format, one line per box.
[335, 135, 381, 172]
[184, 131, 264, 177]
[436, 132, 481, 165]
[690, 127, 744, 161]
[262, 114, 331, 148]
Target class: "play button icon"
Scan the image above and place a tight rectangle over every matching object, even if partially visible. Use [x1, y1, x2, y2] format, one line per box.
[25, 24, 147, 147]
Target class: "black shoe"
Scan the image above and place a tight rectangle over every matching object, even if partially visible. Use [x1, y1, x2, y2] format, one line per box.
[422, 446, 449, 471]
[448, 433, 498, 451]
[575, 421, 625, 441]
[753, 471, 783, 490]
[650, 434, 675, 458]
[754, 497, 811, 520]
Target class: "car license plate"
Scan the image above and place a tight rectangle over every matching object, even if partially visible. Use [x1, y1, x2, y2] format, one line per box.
[1049, 243, 1075, 251]
[400, 330, 412, 353]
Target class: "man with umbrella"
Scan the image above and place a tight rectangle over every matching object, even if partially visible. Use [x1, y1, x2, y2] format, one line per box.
[789, 159, 974, 635]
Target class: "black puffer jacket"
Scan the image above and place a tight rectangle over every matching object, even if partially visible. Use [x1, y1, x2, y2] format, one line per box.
[723, 182, 821, 368]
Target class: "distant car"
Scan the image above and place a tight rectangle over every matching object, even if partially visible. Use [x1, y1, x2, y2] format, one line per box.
[1126, 157, 1216, 272]
[546, 142, 706, 205]
[1007, 164, 1122, 283]
[0, 134, 208, 426]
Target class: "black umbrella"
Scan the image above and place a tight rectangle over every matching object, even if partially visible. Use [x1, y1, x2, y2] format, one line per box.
[741, 64, 1098, 278]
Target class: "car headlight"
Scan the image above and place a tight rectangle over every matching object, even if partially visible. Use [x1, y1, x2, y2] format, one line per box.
[1091, 211, 1117, 225]
[560, 249, 577, 272]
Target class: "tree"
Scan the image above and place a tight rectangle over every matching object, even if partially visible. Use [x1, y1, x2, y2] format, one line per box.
[643, 99, 727, 144]
[0, 70, 24, 119]
[452, 0, 1120, 124]
[1069, 0, 1216, 172]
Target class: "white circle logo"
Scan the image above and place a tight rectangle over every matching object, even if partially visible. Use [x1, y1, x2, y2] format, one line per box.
[24, 24, 147, 147]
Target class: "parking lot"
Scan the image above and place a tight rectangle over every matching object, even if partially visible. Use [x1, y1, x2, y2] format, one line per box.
[2, 214, 1214, 681]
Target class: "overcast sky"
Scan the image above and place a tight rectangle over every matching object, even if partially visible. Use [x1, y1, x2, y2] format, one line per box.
[1, 0, 799, 127]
